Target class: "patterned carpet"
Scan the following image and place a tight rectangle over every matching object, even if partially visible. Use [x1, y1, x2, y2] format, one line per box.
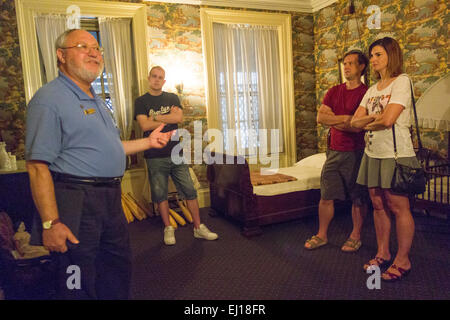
[129, 207, 450, 300]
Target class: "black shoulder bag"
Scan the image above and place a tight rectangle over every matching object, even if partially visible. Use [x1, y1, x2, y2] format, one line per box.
[390, 81, 427, 195]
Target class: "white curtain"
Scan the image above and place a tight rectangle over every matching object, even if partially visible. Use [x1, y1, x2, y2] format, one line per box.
[34, 15, 67, 83]
[99, 17, 135, 140]
[213, 23, 283, 155]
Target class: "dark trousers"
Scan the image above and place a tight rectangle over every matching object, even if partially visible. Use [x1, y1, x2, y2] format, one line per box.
[51, 182, 131, 300]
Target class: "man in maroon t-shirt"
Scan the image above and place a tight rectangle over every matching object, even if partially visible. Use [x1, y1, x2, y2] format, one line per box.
[305, 50, 369, 252]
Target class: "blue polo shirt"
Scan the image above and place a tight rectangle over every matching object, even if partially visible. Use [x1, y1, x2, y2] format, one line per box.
[25, 71, 126, 177]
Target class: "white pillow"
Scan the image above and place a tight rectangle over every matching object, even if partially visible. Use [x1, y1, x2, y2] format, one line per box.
[294, 153, 326, 169]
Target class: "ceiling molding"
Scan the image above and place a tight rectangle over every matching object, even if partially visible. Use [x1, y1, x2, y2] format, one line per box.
[142, 0, 337, 13]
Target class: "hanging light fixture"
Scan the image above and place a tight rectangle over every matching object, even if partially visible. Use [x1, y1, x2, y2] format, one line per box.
[338, 0, 367, 84]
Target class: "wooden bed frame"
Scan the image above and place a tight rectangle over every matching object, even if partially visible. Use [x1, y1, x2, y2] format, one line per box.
[206, 153, 322, 237]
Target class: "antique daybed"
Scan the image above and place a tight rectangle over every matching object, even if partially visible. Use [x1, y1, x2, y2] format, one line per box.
[207, 152, 333, 236]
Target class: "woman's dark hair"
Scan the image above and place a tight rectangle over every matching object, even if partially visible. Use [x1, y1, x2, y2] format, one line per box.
[369, 37, 403, 79]
[343, 49, 369, 76]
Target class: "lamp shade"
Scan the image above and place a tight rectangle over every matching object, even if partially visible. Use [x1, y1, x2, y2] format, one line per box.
[416, 73, 450, 130]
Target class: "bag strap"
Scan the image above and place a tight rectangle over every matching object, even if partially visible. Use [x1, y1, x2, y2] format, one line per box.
[409, 80, 423, 151]
[392, 78, 421, 161]
[392, 125, 398, 160]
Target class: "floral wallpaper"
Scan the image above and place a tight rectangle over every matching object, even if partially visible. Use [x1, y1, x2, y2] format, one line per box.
[314, 0, 449, 157]
[0, 0, 26, 159]
[0, 0, 448, 185]
[292, 13, 317, 159]
[144, 3, 207, 185]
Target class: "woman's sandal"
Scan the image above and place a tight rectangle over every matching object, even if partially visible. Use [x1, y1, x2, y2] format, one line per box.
[381, 264, 411, 282]
[304, 235, 328, 250]
[363, 256, 391, 272]
[341, 238, 362, 252]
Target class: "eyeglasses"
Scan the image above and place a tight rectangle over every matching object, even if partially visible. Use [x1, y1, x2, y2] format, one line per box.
[61, 43, 104, 55]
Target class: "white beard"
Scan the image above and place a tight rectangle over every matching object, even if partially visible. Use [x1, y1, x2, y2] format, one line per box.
[68, 59, 104, 84]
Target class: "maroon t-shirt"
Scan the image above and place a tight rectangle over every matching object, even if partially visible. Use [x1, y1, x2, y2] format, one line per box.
[322, 83, 367, 151]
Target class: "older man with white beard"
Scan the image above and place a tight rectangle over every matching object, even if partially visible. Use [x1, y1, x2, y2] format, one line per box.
[25, 29, 173, 299]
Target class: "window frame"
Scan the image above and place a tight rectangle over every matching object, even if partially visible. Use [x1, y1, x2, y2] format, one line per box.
[82, 20, 111, 108]
[15, 0, 149, 103]
[200, 8, 296, 167]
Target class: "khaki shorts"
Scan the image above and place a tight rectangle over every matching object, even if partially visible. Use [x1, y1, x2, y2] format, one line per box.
[320, 149, 368, 205]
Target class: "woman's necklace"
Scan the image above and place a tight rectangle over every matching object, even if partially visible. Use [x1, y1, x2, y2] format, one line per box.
[378, 77, 394, 90]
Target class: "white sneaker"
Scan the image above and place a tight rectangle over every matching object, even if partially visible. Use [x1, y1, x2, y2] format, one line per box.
[194, 224, 218, 241]
[164, 226, 176, 245]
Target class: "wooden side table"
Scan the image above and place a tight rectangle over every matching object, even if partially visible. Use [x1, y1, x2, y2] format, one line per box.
[0, 161, 35, 231]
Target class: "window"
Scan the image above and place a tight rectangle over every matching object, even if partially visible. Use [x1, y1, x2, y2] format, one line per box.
[201, 8, 296, 167]
[82, 18, 112, 111]
[15, 0, 148, 103]
[218, 71, 260, 152]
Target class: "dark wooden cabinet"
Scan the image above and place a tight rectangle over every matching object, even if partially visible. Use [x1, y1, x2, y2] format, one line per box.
[0, 169, 36, 232]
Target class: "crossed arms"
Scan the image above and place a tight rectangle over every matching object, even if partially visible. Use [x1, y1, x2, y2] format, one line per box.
[350, 103, 405, 131]
[317, 101, 405, 132]
[136, 106, 183, 132]
[317, 104, 362, 132]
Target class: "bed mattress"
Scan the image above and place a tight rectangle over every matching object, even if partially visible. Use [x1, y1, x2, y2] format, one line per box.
[252, 153, 326, 196]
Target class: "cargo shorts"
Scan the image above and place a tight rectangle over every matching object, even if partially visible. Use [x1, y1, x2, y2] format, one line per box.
[320, 149, 369, 206]
[146, 157, 197, 203]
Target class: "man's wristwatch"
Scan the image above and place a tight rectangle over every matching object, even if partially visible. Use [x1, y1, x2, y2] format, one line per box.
[42, 218, 61, 230]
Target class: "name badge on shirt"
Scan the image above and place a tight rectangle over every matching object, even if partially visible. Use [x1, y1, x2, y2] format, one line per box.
[84, 108, 96, 115]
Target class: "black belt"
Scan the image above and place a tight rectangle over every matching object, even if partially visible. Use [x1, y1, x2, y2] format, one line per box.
[51, 171, 122, 186]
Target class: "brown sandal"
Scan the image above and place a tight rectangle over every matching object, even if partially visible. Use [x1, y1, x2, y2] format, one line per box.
[341, 238, 362, 252]
[382, 264, 411, 282]
[304, 235, 328, 250]
[363, 256, 391, 271]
